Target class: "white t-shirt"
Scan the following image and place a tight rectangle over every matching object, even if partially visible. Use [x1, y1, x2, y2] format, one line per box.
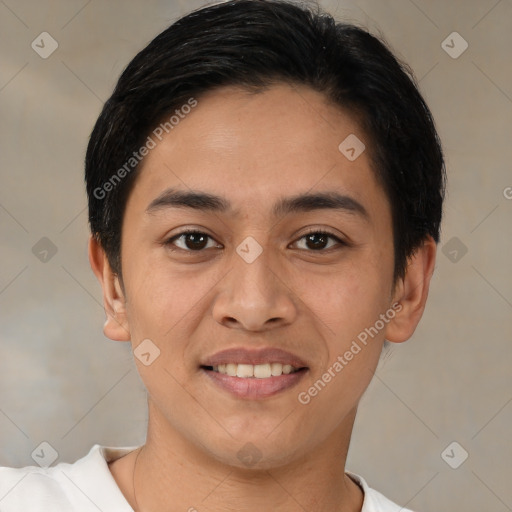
[0, 445, 414, 511]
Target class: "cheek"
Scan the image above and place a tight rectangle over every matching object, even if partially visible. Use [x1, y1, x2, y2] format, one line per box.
[122, 264, 196, 403]
[123, 255, 221, 356]
[301, 257, 390, 340]
[294, 267, 389, 415]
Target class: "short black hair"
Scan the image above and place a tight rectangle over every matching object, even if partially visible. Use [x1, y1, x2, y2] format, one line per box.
[85, 0, 445, 283]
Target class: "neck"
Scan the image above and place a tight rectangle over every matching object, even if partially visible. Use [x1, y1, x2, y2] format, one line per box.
[110, 401, 364, 512]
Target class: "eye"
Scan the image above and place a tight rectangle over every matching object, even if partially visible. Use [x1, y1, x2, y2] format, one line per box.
[292, 229, 345, 251]
[164, 228, 346, 253]
[164, 230, 221, 252]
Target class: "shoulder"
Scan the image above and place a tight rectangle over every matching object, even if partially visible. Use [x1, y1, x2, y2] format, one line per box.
[0, 464, 74, 510]
[0, 444, 138, 512]
[347, 472, 416, 512]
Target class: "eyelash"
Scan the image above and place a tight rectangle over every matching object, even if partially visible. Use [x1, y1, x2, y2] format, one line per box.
[163, 228, 346, 253]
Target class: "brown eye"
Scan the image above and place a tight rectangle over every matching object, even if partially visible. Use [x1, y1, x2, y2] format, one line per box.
[165, 231, 220, 252]
[293, 230, 344, 251]
[305, 232, 329, 250]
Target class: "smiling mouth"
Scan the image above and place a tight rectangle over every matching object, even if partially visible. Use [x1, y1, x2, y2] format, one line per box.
[202, 362, 305, 378]
[200, 363, 308, 399]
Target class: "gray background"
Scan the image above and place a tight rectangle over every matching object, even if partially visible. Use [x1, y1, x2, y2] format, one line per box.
[1, 1, 511, 511]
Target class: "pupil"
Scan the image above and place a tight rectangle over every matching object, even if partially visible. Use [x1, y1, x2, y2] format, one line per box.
[307, 233, 327, 250]
[187, 233, 207, 250]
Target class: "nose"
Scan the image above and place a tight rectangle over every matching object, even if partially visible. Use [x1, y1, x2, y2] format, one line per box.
[211, 241, 298, 332]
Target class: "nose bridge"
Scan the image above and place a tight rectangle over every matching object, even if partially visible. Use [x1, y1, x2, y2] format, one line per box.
[213, 234, 297, 330]
[235, 237, 274, 298]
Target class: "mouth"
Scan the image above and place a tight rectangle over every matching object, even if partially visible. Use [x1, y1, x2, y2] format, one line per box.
[204, 362, 303, 378]
[200, 348, 309, 399]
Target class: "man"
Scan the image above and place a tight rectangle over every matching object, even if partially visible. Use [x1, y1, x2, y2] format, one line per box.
[0, 1, 444, 510]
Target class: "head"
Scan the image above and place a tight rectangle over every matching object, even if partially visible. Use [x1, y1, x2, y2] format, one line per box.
[87, 0, 444, 469]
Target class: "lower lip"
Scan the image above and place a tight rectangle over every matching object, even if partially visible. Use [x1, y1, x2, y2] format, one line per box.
[202, 367, 308, 399]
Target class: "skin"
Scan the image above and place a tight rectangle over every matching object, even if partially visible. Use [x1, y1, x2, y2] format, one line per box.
[89, 83, 436, 512]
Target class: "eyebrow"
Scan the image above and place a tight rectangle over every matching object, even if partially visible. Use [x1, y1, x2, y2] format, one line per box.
[146, 188, 369, 220]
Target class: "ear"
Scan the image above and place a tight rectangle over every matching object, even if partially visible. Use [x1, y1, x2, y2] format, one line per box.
[385, 235, 437, 343]
[88, 235, 131, 342]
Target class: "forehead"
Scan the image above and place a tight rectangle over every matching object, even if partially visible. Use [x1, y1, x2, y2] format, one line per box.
[126, 83, 388, 222]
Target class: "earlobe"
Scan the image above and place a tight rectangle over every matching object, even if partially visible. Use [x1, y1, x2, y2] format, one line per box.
[385, 236, 437, 343]
[88, 235, 131, 342]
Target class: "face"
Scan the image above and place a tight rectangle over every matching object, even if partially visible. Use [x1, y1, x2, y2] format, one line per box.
[109, 83, 401, 468]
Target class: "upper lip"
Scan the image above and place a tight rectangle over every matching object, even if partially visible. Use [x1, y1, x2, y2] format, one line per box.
[201, 347, 309, 368]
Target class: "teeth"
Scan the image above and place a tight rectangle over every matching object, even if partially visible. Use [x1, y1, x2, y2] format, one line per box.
[271, 362, 284, 376]
[254, 363, 271, 378]
[236, 364, 254, 378]
[211, 363, 300, 378]
[282, 364, 293, 374]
